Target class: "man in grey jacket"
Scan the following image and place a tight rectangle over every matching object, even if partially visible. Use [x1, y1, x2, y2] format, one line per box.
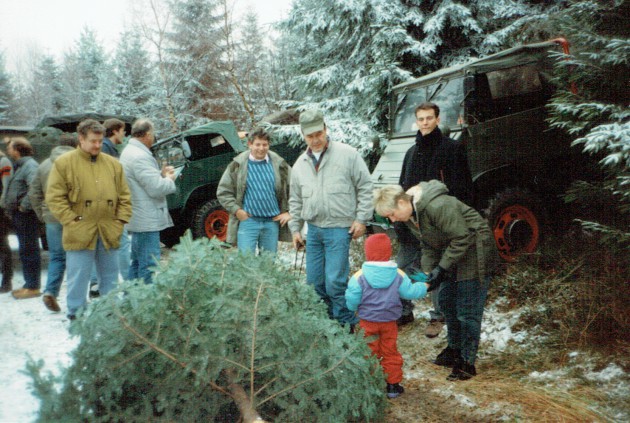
[289, 109, 373, 329]
[29, 134, 77, 311]
[120, 119, 176, 284]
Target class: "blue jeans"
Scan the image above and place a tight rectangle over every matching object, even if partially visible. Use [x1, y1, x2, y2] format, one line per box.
[43, 223, 66, 297]
[439, 277, 490, 365]
[305, 224, 356, 325]
[129, 231, 161, 284]
[66, 237, 119, 316]
[118, 227, 131, 280]
[12, 210, 41, 289]
[237, 217, 279, 254]
[90, 228, 130, 283]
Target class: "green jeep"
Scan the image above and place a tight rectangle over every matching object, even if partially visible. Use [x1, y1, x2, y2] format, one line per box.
[152, 121, 303, 247]
[372, 39, 593, 261]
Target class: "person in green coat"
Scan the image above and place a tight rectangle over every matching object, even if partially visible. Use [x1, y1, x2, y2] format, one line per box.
[373, 180, 499, 381]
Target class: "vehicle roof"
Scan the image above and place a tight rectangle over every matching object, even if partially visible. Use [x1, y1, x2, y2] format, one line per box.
[35, 113, 136, 132]
[393, 39, 563, 92]
[155, 120, 244, 151]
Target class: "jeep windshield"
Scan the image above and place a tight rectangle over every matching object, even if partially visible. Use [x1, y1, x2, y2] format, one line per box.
[391, 77, 464, 137]
[153, 136, 188, 169]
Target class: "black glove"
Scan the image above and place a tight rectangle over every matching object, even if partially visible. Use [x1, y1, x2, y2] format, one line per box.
[426, 266, 447, 292]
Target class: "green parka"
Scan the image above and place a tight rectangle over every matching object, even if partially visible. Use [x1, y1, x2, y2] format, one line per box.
[406, 180, 499, 281]
[46, 148, 132, 251]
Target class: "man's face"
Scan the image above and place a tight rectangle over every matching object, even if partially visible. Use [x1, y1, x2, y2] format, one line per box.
[416, 109, 440, 136]
[79, 131, 104, 156]
[112, 127, 126, 144]
[248, 137, 270, 161]
[382, 199, 414, 223]
[6, 143, 19, 160]
[141, 130, 155, 148]
[303, 128, 327, 153]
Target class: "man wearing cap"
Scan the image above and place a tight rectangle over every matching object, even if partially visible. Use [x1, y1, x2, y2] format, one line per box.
[289, 109, 373, 329]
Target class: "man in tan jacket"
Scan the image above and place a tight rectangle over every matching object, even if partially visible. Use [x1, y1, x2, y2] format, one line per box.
[46, 119, 132, 319]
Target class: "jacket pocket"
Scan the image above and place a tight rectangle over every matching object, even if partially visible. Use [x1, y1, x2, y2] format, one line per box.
[326, 184, 354, 219]
[300, 186, 316, 221]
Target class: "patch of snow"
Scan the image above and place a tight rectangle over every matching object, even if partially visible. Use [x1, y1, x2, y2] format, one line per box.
[480, 303, 528, 352]
[0, 242, 78, 422]
[584, 363, 625, 382]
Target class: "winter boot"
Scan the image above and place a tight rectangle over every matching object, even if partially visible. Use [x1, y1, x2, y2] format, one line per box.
[0, 280, 12, 293]
[447, 360, 476, 381]
[432, 346, 460, 367]
[386, 383, 405, 399]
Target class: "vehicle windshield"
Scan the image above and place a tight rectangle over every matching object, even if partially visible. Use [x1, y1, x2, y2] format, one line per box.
[392, 77, 464, 136]
[154, 138, 187, 168]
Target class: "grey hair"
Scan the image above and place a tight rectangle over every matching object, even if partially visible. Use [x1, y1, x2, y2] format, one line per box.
[373, 185, 411, 216]
[131, 118, 154, 138]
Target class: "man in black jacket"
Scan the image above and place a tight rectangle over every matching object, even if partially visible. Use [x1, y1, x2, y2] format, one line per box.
[396, 102, 473, 336]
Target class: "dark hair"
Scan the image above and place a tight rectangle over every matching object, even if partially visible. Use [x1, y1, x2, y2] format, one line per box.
[77, 119, 105, 138]
[9, 137, 34, 157]
[248, 127, 271, 144]
[131, 118, 154, 138]
[103, 118, 125, 137]
[59, 133, 78, 148]
[414, 102, 440, 118]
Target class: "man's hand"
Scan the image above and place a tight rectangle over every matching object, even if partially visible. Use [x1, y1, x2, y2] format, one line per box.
[161, 165, 176, 180]
[235, 209, 249, 221]
[292, 232, 305, 250]
[272, 212, 291, 227]
[348, 221, 366, 239]
[426, 266, 447, 292]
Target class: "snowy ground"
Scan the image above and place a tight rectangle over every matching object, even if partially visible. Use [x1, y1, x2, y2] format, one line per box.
[0, 239, 627, 422]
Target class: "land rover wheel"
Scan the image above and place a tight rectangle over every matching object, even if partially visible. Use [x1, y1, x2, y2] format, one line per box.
[192, 199, 229, 242]
[487, 189, 542, 262]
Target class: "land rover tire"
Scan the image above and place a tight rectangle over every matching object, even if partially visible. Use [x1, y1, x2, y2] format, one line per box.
[486, 189, 544, 262]
[192, 199, 229, 242]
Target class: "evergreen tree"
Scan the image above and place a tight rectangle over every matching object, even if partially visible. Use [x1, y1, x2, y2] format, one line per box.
[167, 0, 226, 126]
[0, 53, 16, 124]
[548, 0, 630, 250]
[28, 235, 386, 422]
[62, 27, 108, 111]
[280, 0, 566, 151]
[113, 31, 156, 117]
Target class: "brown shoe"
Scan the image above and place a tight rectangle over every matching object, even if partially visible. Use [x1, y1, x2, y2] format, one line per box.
[425, 319, 444, 338]
[11, 288, 42, 299]
[43, 294, 61, 312]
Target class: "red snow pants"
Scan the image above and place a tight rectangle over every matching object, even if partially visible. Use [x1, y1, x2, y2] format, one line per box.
[359, 319, 403, 384]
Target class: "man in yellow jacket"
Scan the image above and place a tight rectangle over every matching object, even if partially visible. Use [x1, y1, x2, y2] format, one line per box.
[46, 119, 132, 319]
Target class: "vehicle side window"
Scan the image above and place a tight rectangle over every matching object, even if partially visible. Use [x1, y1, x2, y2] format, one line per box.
[487, 65, 541, 98]
[186, 133, 234, 160]
[477, 64, 548, 120]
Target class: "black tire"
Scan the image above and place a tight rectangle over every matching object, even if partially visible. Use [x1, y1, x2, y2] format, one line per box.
[486, 189, 544, 262]
[191, 199, 229, 242]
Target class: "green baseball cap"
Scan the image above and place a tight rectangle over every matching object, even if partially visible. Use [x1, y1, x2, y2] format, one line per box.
[299, 109, 325, 135]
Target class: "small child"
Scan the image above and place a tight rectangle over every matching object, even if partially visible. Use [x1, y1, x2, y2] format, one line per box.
[345, 233, 430, 399]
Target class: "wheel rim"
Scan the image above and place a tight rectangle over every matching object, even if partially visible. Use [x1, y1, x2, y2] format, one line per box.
[204, 209, 229, 241]
[493, 204, 539, 261]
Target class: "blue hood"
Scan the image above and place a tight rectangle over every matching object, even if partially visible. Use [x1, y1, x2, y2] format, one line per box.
[361, 261, 399, 288]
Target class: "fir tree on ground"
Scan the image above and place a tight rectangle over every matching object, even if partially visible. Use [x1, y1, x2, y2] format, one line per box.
[28, 234, 386, 422]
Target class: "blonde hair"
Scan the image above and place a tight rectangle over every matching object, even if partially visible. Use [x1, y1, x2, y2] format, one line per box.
[373, 185, 411, 216]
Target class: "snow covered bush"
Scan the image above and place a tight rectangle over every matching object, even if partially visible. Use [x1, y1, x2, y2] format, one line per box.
[28, 234, 385, 422]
